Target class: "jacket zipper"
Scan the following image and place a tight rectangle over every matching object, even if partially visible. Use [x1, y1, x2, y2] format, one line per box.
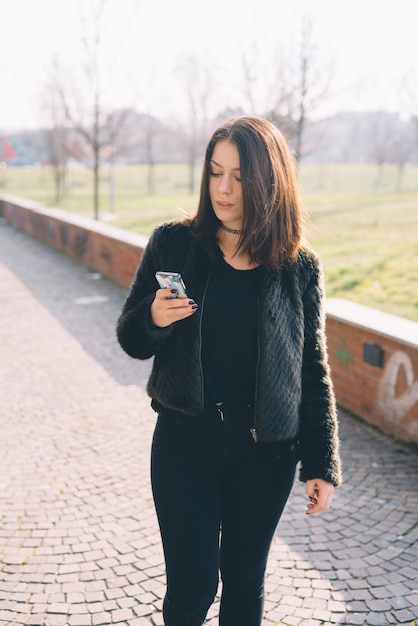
[198, 272, 212, 411]
[250, 290, 261, 442]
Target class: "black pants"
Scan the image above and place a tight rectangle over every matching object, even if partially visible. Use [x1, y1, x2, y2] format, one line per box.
[151, 403, 298, 626]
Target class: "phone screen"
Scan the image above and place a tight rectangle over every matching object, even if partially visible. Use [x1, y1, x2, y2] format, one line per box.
[155, 272, 188, 299]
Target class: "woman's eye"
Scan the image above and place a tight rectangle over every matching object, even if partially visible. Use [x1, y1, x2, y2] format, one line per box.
[210, 171, 221, 178]
[235, 176, 242, 183]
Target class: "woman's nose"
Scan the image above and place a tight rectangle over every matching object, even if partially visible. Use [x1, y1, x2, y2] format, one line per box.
[219, 175, 232, 194]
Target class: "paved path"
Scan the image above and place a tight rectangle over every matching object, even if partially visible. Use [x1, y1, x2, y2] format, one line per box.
[0, 218, 417, 626]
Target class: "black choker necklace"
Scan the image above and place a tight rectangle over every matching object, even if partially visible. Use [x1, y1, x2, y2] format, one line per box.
[218, 222, 243, 235]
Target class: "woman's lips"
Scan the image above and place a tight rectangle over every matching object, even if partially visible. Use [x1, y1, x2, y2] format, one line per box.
[217, 201, 233, 210]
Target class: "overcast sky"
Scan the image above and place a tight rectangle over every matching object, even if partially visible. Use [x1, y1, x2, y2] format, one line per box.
[1, 0, 417, 132]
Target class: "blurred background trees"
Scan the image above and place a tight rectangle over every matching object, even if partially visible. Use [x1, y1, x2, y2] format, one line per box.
[1, 0, 417, 218]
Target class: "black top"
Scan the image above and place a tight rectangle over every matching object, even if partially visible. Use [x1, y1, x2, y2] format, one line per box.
[202, 256, 263, 405]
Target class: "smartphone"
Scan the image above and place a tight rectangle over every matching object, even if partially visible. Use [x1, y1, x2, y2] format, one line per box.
[155, 271, 188, 299]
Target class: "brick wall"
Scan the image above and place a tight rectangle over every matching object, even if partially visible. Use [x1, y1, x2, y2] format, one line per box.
[1, 194, 418, 446]
[0, 194, 146, 288]
[326, 299, 418, 446]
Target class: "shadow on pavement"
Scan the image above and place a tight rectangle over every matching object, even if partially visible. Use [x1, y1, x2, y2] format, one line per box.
[0, 219, 151, 388]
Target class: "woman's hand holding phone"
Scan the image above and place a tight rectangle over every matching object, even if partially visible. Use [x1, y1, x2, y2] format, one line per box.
[151, 272, 198, 328]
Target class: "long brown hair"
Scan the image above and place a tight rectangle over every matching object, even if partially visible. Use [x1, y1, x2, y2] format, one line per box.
[192, 116, 304, 270]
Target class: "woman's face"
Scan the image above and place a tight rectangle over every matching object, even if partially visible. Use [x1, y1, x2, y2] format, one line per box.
[209, 140, 243, 229]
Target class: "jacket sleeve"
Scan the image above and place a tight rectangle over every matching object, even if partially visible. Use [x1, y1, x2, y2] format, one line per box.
[116, 228, 175, 360]
[298, 255, 342, 487]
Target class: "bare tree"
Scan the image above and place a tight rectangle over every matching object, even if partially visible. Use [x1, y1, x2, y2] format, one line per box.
[241, 43, 263, 114]
[143, 115, 158, 196]
[176, 56, 215, 194]
[51, 0, 139, 219]
[367, 111, 414, 191]
[390, 119, 415, 192]
[41, 59, 70, 203]
[401, 68, 418, 187]
[268, 7, 334, 162]
[368, 112, 393, 190]
[44, 126, 69, 203]
[108, 109, 160, 196]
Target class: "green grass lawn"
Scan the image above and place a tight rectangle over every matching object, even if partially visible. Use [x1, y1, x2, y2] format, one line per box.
[1, 162, 418, 322]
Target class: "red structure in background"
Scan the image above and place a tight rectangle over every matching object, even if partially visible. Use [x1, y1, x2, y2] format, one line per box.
[0, 138, 17, 162]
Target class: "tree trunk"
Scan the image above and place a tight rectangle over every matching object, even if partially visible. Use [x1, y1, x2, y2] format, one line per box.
[373, 163, 384, 191]
[147, 162, 155, 195]
[395, 162, 404, 192]
[54, 166, 62, 203]
[93, 148, 100, 220]
[188, 147, 195, 194]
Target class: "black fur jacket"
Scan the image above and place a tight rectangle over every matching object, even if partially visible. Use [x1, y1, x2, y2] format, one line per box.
[116, 221, 342, 486]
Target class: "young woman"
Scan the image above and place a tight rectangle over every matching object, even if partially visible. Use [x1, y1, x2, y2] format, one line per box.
[116, 115, 342, 626]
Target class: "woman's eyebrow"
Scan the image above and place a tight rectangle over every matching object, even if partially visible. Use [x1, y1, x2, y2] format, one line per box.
[210, 159, 241, 172]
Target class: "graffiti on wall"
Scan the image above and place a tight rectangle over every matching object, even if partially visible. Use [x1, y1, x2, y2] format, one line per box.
[334, 338, 354, 368]
[377, 350, 418, 434]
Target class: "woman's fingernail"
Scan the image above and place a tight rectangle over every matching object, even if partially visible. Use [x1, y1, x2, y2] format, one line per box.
[188, 300, 195, 305]
[191, 304, 198, 309]
[171, 289, 178, 294]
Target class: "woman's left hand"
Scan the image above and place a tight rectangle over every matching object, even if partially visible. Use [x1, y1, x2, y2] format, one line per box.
[305, 478, 335, 514]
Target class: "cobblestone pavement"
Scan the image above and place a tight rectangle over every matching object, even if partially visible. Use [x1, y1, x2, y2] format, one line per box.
[1, 219, 417, 626]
